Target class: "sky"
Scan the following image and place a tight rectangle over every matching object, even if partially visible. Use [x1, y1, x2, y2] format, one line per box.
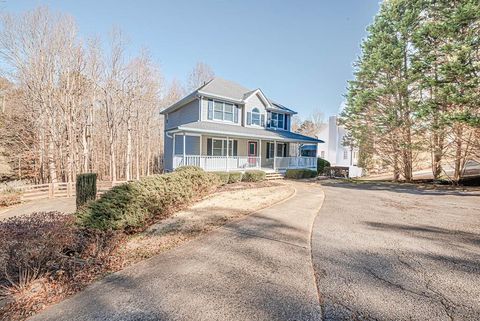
[4, 0, 380, 119]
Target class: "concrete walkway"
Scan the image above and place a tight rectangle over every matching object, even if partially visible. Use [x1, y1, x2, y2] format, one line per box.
[32, 181, 324, 321]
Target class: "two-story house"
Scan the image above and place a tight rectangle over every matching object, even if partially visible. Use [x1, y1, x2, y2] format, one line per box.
[161, 78, 323, 172]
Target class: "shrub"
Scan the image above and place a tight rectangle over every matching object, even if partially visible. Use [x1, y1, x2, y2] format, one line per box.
[0, 211, 123, 318]
[285, 169, 318, 179]
[317, 158, 331, 175]
[76, 169, 220, 231]
[213, 171, 230, 185]
[175, 166, 203, 173]
[0, 189, 21, 207]
[242, 170, 266, 182]
[228, 172, 243, 183]
[0, 212, 77, 289]
[76, 173, 97, 208]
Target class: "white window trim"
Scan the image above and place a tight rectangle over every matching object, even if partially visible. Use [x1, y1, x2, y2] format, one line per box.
[213, 100, 236, 122]
[267, 112, 287, 131]
[251, 108, 261, 126]
[205, 99, 241, 126]
[247, 107, 265, 128]
[209, 138, 237, 156]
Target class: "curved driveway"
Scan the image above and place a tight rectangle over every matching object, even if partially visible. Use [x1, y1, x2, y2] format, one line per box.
[32, 181, 324, 321]
[312, 180, 480, 321]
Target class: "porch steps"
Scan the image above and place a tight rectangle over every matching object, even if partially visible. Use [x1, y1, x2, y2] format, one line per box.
[265, 172, 285, 180]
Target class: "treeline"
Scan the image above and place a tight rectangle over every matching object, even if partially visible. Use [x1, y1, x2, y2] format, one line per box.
[342, 0, 480, 183]
[0, 7, 213, 183]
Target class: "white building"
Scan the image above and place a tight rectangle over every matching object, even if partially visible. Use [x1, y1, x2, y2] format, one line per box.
[316, 115, 363, 177]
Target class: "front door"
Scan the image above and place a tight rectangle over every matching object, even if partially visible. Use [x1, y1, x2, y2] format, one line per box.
[248, 141, 258, 166]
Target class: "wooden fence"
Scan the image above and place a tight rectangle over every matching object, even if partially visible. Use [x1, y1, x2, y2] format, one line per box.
[3, 181, 127, 202]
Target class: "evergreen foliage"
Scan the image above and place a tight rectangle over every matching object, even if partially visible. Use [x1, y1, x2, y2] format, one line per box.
[285, 169, 317, 179]
[242, 170, 266, 182]
[76, 173, 97, 208]
[76, 168, 220, 231]
[342, 0, 480, 183]
[316, 158, 331, 175]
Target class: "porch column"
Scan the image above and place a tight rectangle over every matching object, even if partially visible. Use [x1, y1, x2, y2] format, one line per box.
[226, 136, 229, 171]
[172, 134, 176, 168]
[183, 132, 186, 166]
[199, 135, 202, 168]
[273, 140, 277, 170]
[258, 139, 262, 169]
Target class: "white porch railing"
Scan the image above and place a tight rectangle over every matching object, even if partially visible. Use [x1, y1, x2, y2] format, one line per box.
[275, 157, 317, 170]
[173, 155, 317, 172]
[173, 155, 261, 171]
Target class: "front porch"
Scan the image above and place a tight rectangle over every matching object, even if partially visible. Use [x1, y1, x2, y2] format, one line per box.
[173, 155, 317, 172]
[171, 133, 317, 172]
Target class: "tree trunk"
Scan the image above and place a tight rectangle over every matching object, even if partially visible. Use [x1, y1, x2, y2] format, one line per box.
[453, 125, 463, 184]
[126, 116, 132, 181]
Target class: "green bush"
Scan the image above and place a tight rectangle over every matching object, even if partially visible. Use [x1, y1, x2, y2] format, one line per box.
[175, 165, 203, 173]
[285, 169, 318, 179]
[228, 172, 243, 183]
[213, 171, 230, 185]
[242, 170, 266, 182]
[317, 158, 331, 175]
[76, 169, 220, 231]
[76, 173, 97, 209]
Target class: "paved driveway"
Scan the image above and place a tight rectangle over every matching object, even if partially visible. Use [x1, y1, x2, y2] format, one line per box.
[312, 181, 480, 320]
[0, 197, 75, 220]
[32, 181, 324, 321]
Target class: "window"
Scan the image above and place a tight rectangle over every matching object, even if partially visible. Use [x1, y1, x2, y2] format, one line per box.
[207, 99, 238, 123]
[247, 108, 265, 126]
[321, 151, 325, 159]
[266, 142, 287, 158]
[207, 138, 237, 156]
[276, 143, 286, 157]
[343, 149, 348, 160]
[266, 142, 275, 159]
[212, 139, 223, 156]
[224, 103, 234, 121]
[251, 108, 261, 126]
[214, 101, 224, 120]
[267, 112, 286, 130]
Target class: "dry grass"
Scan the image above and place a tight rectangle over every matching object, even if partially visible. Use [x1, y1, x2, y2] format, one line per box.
[123, 183, 294, 265]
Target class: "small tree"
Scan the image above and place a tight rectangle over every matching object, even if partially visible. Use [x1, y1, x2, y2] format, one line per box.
[76, 173, 97, 208]
[317, 158, 330, 175]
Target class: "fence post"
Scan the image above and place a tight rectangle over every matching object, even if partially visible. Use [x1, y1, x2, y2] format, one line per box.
[48, 183, 54, 198]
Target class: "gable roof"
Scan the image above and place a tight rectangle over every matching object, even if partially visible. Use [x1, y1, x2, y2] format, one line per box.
[198, 77, 250, 101]
[160, 77, 297, 115]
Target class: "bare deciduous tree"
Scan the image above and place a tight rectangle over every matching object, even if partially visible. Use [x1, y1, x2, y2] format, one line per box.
[0, 8, 165, 183]
[186, 61, 214, 92]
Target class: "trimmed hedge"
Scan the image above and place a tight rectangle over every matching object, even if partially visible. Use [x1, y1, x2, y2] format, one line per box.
[317, 158, 331, 175]
[285, 169, 318, 179]
[175, 165, 203, 172]
[76, 173, 97, 208]
[228, 172, 243, 184]
[213, 171, 230, 185]
[242, 170, 266, 182]
[76, 167, 220, 231]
